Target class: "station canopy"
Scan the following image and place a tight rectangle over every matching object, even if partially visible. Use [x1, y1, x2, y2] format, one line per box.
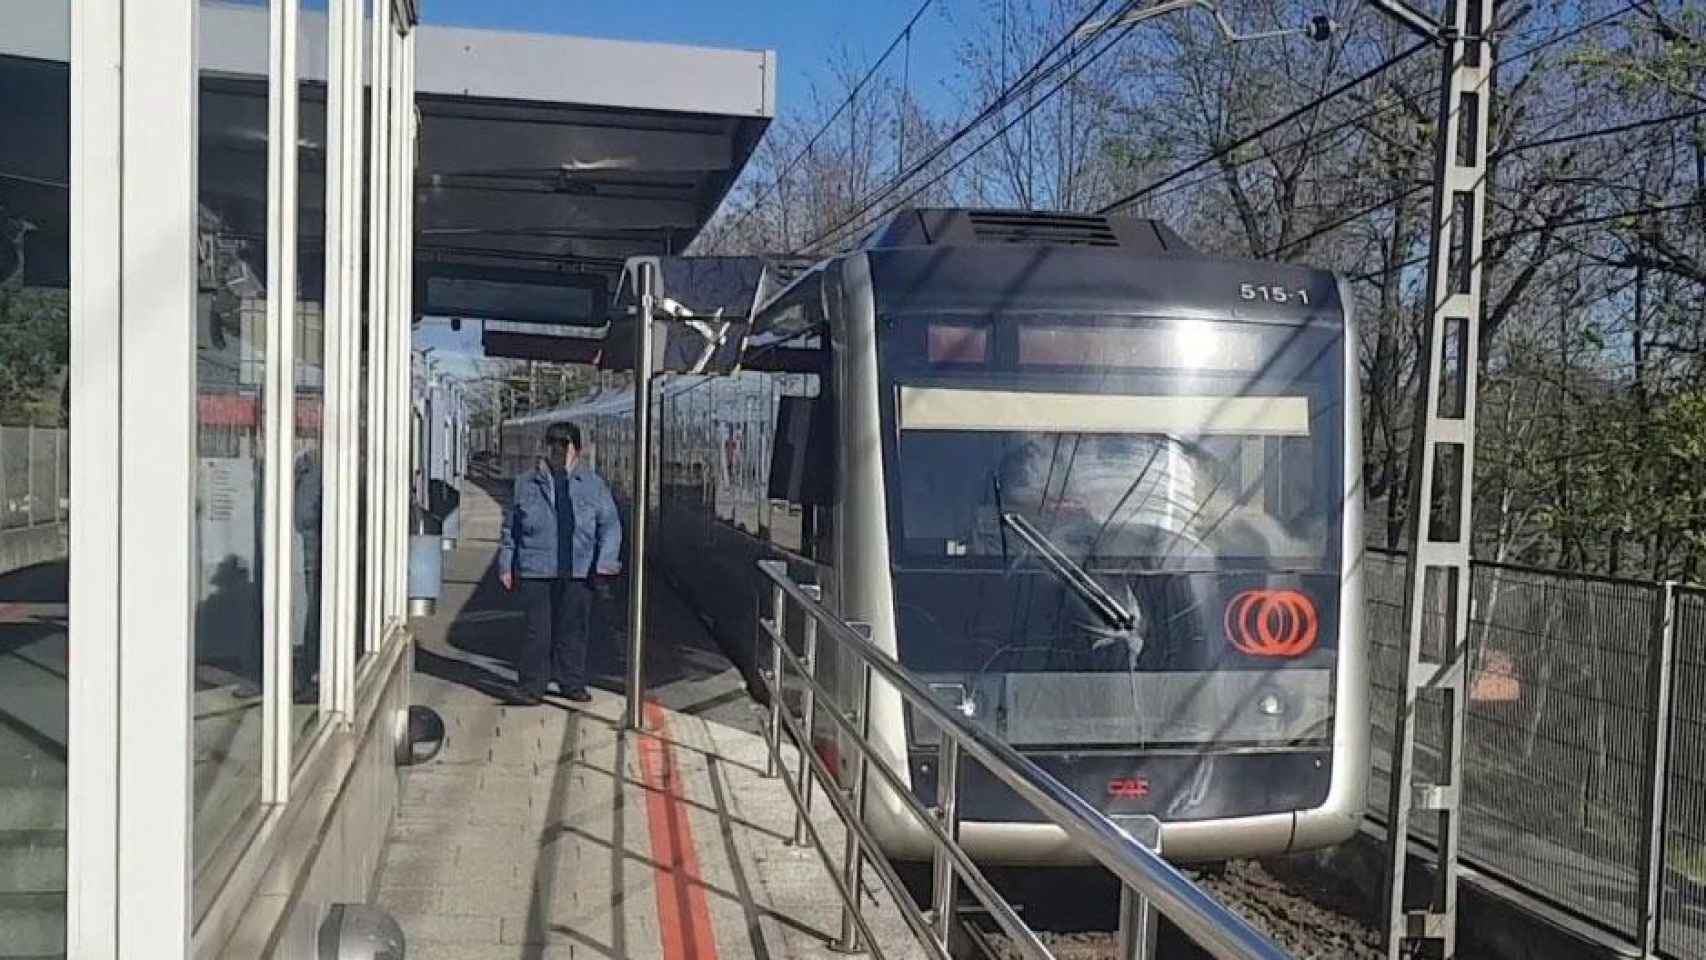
[0, 2, 775, 364]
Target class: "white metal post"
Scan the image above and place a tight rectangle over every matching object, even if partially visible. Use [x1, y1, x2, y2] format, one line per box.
[116, 0, 200, 949]
[327, 0, 362, 720]
[317, 0, 343, 718]
[68, 0, 124, 952]
[338, 0, 362, 706]
[1382, 1, 1493, 956]
[1639, 581, 1681, 955]
[263, 0, 303, 803]
[396, 31, 416, 629]
[386, 24, 410, 631]
[363, 0, 390, 654]
[625, 261, 655, 731]
[384, 24, 398, 629]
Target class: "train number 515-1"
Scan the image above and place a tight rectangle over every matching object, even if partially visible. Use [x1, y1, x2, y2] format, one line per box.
[1240, 283, 1309, 305]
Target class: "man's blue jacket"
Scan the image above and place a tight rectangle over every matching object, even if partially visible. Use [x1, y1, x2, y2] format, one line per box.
[498, 459, 622, 580]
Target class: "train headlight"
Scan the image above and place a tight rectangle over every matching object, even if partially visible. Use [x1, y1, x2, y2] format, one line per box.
[1257, 693, 1285, 717]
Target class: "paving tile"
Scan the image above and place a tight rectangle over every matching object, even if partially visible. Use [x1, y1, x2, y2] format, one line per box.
[389, 911, 502, 944]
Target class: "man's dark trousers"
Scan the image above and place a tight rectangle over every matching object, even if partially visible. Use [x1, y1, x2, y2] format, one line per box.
[517, 577, 593, 696]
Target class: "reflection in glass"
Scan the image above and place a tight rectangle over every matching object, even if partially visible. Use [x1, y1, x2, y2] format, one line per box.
[192, 0, 268, 883]
[0, 13, 71, 953]
[292, 0, 328, 750]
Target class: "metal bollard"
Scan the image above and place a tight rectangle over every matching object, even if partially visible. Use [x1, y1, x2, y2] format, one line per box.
[765, 583, 786, 778]
[1116, 815, 1162, 960]
[834, 641, 874, 954]
[791, 586, 821, 846]
[930, 735, 961, 949]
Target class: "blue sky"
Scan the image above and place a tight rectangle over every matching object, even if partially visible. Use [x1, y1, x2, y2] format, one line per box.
[420, 0, 964, 115]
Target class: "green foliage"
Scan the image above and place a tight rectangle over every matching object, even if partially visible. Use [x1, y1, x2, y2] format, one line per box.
[0, 286, 69, 426]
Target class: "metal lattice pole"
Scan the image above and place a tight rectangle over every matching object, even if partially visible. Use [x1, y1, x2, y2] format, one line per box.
[1381, 1, 1493, 956]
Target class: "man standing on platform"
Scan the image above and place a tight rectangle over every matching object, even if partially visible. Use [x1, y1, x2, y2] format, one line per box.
[497, 421, 622, 705]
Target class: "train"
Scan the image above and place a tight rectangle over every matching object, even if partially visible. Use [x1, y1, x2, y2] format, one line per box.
[501, 207, 1367, 865]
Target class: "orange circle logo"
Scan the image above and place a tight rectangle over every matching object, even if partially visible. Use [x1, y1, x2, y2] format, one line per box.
[1225, 589, 1319, 657]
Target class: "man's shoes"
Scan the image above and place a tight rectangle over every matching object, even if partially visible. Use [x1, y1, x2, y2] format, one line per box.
[563, 687, 593, 703]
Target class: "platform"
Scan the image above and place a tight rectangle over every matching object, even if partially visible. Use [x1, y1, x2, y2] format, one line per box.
[377, 481, 919, 960]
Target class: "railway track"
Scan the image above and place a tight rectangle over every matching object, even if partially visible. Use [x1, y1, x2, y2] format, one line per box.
[951, 859, 1382, 960]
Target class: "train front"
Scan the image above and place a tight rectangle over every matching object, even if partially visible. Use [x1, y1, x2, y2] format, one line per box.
[857, 247, 1367, 863]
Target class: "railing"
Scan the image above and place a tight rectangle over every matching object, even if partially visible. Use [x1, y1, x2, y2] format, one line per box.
[754, 559, 1289, 960]
[1363, 549, 1706, 959]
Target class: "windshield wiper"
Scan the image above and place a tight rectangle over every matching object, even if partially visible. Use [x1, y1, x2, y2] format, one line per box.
[1001, 512, 1136, 632]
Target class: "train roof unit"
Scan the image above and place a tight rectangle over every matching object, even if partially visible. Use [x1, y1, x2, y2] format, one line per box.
[857, 207, 1193, 253]
[748, 207, 1344, 342]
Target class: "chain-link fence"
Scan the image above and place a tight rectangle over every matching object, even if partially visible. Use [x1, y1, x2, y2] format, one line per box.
[1367, 549, 1706, 955]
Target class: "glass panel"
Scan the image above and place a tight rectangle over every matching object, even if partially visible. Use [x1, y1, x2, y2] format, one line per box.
[192, 0, 268, 882]
[292, 0, 328, 751]
[0, 8, 71, 952]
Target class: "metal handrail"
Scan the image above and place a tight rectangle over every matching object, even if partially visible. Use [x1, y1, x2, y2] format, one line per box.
[755, 559, 1290, 960]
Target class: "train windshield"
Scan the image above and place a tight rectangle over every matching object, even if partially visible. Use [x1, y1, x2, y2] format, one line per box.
[886, 316, 1344, 573]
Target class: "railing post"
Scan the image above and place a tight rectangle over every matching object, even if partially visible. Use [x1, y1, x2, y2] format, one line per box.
[1116, 815, 1162, 960]
[624, 259, 655, 732]
[1639, 580, 1680, 956]
[765, 581, 786, 778]
[930, 734, 961, 949]
[792, 585, 822, 846]
[835, 625, 874, 954]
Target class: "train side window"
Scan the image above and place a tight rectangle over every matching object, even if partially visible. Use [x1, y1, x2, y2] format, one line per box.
[768, 395, 829, 554]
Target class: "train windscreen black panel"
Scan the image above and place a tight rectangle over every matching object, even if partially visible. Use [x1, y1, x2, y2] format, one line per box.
[878, 308, 1346, 822]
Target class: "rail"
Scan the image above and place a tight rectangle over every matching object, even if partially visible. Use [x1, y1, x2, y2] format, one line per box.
[754, 559, 1290, 960]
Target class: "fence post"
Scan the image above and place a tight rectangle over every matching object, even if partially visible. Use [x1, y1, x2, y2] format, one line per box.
[1638, 580, 1680, 956]
[834, 624, 873, 954]
[26, 424, 38, 527]
[0, 427, 8, 530]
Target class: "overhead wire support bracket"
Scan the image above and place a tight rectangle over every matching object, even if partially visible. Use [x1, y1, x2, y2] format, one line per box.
[1362, 0, 1453, 44]
[1077, 0, 1338, 45]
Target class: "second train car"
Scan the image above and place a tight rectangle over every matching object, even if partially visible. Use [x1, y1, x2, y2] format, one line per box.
[502, 207, 1367, 865]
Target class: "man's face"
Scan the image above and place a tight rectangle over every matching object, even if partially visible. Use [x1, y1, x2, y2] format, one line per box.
[549, 438, 576, 467]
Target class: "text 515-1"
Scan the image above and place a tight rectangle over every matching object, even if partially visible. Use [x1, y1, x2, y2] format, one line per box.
[1240, 283, 1310, 305]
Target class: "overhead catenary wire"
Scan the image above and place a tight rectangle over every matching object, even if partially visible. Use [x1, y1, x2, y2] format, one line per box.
[1104, 0, 1649, 215]
[1095, 38, 1432, 216]
[796, 0, 1643, 256]
[1347, 195, 1706, 284]
[802, 15, 1149, 253]
[1121, 1, 1668, 263]
[797, 0, 1138, 252]
[1263, 104, 1706, 261]
[801, 0, 1135, 250]
[710, 0, 939, 246]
